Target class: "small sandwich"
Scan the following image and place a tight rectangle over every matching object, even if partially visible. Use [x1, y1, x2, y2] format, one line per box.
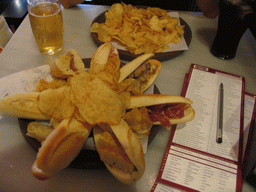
[118, 53, 162, 94]
[128, 94, 195, 130]
[50, 49, 85, 79]
[89, 43, 121, 91]
[0, 92, 49, 120]
[32, 118, 92, 180]
[93, 119, 145, 185]
[90, 42, 120, 77]
[89, 43, 162, 95]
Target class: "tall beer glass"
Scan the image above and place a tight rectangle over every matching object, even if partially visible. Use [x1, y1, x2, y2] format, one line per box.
[27, 0, 63, 55]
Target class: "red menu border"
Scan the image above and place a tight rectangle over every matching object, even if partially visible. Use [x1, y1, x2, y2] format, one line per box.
[242, 92, 256, 176]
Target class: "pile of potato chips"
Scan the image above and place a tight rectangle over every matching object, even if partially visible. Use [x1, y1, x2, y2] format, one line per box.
[90, 3, 185, 55]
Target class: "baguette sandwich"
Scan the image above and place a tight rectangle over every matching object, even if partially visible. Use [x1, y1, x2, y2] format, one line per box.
[93, 119, 145, 184]
[32, 118, 92, 180]
[118, 53, 161, 94]
[128, 94, 195, 130]
[0, 92, 49, 120]
[50, 49, 85, 79]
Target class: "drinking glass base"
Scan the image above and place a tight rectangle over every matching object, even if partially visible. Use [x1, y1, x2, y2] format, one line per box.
[41, 47, 63, 55]
[210, 48, 236, 60]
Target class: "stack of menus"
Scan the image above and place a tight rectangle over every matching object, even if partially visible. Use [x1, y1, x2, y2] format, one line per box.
[151, 64, 256, 192]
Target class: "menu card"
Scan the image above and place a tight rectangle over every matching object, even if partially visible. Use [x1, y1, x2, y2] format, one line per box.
[151, 64, 248, 192]
[242, 93, 256, 174]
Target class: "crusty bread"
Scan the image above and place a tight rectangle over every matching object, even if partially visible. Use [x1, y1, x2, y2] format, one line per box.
[90, 43, 112, 74]
[0, 92, 49, 120]
[118, 53, 154, 83]
[139, 59, 161, 92]
[110, 119, 145, 182]
[94, 120, 145, 184]
[94, 126, 135, 174]
[65, 49, 85, 72]
[32, 118, 92, 180]
[90, 43, 120, 74]
[27, 122, 54, 143]
[90, 43, 121, 83]
[128, 94, 195, 126]
[50, 49, 85, 79]
[129, 94, 193, 109]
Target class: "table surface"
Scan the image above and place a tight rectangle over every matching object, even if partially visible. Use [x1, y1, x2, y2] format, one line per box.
[0, 4, 256, 192]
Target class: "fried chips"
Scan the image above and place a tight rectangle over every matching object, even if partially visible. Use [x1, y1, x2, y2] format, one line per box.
[90, 3, 185, 55]
[69, 71, 125, 125]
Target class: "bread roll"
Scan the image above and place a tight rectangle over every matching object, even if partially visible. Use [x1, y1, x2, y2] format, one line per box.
[27, 122, 54, 143]
[94, 119, 145, 184]
[128, 94, 195, 127]
[50, 49, 85, 79]
[118, 53, 154, 83]
[0, 92, 49, 120]
[32, 118, 92, 180]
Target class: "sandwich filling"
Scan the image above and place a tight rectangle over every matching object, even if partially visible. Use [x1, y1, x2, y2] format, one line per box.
[147, 103, 190, 127]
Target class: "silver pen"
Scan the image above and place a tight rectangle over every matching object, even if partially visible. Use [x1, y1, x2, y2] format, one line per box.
[217, 83, 224, 144]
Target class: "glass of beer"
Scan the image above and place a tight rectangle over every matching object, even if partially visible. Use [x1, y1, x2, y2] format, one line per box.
[27, 0, 63, 55]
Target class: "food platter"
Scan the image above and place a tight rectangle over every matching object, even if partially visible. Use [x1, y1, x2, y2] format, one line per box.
[90, 11, 192, 61]
[18, 58, 162, 169]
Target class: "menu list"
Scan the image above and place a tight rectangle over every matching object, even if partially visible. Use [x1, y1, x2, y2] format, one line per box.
[151, 64, 256, 192]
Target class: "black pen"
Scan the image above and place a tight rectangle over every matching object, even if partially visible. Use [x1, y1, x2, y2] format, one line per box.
[217, 83, 224, 144]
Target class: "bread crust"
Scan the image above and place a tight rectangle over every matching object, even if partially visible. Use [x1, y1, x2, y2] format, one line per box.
[140, 59, 161, 92]
[118, 53, 154, 83]
[50, 49, 85, 79]
[128, 94, 195, 126]
[94, 119, 145, 184]
[0, 92, 49, 120]
[32, 118, 92, 180]
[129, 94, 193, 108]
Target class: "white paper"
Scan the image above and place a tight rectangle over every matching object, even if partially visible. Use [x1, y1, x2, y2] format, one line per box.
[0, 65, 52, 99]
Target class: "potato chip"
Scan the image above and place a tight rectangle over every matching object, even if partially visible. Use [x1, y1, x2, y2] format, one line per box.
[150, 16, 164, 32]
[38, 87, 66, 117]
[90, 3, 185, 54]
[98, 30, 112, 42]
[69, 71, 124, 125]
[36, 78, 67, 92]
[125, 107, 153, 139]
[51, 86, 75, 121]
[90, 22, 100, 33]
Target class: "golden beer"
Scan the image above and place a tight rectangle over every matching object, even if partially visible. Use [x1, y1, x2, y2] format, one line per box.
[28, 2, 63, 55]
